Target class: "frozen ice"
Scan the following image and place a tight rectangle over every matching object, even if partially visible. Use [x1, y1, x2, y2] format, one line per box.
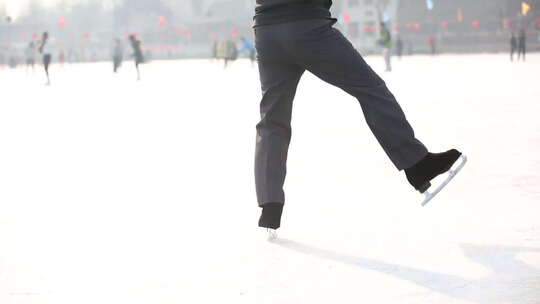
[0, 54, 539, 304]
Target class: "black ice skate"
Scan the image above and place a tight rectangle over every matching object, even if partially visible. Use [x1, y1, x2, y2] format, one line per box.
[258, 203, 283, 240]
[405, 149, 467, 206]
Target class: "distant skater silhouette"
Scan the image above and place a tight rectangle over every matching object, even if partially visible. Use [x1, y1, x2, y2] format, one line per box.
[510, 32, 518, 62]
[224, 40, 238, 68]
[113, 38, 124, 73]
[517, 29, 526, 61]
[38, 32, 52, 85]
[379, 22, 393, 72]
[129, 34, 144, 80]
[239, 36, 257, 67]
[395, 35, 403, 59]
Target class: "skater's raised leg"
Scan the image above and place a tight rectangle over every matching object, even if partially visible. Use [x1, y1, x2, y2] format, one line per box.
[292, 20, 427, 170]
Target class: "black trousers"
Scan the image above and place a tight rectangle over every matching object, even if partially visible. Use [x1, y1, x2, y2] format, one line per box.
[254, 19, 427, 205]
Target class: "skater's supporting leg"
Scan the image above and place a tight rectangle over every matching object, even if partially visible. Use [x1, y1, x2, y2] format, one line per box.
[113, 58, 120, 73]
[510, 46, 515, 61]
[255, 59, 305, 205]
[384, 48, 392, 72]
[292, 20, 427, 169]
[43, 54, 51, 85]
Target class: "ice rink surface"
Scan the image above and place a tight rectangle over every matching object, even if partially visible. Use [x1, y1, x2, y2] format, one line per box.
[1, 53, 539, 304]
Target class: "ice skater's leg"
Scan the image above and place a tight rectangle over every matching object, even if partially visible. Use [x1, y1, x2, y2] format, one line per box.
[384, 48, 392, 72]
[44, 56, 51, 85]
[297, 23, 427, 170]
[295, 21, 464, 201]
[255, 60, 305, 207]
[510, 47, 514, 61]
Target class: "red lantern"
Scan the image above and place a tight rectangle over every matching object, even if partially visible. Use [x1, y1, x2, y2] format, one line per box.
[441, 21, 449, 28]
[471, 21, 480, 28]
[231, 27, 238, 38]
[158, 16, 166, 26]
[343, 11, 351, 24]
[58, 16, 66, 27]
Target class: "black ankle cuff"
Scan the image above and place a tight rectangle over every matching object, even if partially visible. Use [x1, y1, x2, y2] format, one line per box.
[258, 203, 284, 229]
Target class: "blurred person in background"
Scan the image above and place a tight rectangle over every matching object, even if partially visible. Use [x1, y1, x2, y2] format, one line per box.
[379, 22, 392, 72]
[517, 29, 526, 61]
[0, 49, 5, 69]
[129, 34, 144, 81]
[113, 38, 124, 73]
[253, 0, 464, 234]
[224, 40, 238, 68]
[239, 36, 257, 67]
[25, 41, 37, 73]
[211, 40, 218, 61]
[510, 32, 517, 62]
[216, 41, 227, 64]
[8, 51, 19, 68]
[38, 32, 52, 85]
[395, 35, 403, 59]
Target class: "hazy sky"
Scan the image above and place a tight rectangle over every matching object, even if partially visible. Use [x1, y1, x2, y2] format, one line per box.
[1, 0, 59, 18]
[1, 0, 111, 19]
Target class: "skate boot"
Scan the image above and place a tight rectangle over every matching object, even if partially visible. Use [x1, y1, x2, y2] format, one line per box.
[405, 149, 467, 206]
[258, 203, 283, 240]
[267, 229, 278, 241]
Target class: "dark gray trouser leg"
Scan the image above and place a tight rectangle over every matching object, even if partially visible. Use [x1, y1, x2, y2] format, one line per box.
[255, 60, 305, 205]
[293, 21, 427, 170]
[254, 19, 427, 206]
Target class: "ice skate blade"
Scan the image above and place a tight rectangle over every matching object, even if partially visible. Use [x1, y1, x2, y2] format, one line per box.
[421, 154, 467, 207]
[267, 229, 278, 242]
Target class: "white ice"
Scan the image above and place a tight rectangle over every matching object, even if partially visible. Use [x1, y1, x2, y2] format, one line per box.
[0, 54, 539, 304]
